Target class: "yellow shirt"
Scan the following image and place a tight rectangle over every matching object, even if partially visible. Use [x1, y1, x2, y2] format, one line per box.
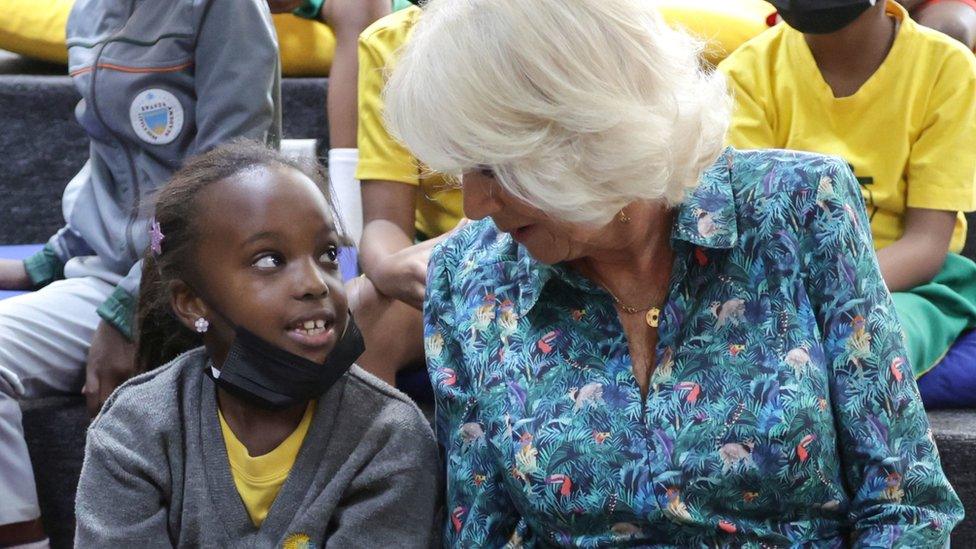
[720, 0, 976, 253]
[356, 7, 464, 238]
[218, 402, 315, 527]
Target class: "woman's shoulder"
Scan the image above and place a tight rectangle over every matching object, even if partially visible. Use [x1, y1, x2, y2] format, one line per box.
[89, 347, 209, 441]
[728, 147, 854, 198]
[430, 218, 517, 278]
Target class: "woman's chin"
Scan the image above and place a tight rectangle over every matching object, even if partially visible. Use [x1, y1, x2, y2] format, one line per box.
[520, 243, 566, 265]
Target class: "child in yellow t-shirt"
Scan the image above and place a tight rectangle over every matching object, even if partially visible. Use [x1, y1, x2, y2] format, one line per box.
[347, 6, 466, 384]
[268, 0, 415, 242]
[721, 0, 976, 378]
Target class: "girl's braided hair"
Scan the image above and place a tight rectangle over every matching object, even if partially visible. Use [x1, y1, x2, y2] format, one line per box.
[136, 140, 335, 371]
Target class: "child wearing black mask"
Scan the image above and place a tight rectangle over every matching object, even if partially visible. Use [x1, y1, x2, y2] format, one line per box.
[720, 0, 976, 398]
[74, 141, 440, 547]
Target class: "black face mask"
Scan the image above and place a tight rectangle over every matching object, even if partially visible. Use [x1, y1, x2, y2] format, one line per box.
[768, 0, 877, 34]
[207, 317, 365, 410]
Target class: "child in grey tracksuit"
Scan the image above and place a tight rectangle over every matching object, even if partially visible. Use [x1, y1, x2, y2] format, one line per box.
[0, 0, 280, 541]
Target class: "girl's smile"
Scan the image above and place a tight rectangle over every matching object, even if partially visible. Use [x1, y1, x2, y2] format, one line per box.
[285, 311, 338, 349]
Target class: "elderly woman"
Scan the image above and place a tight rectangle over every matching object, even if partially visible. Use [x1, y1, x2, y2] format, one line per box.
[384, 0, 963, 546]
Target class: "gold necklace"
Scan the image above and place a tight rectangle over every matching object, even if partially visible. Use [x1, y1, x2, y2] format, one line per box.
[600, 285, 662, 328]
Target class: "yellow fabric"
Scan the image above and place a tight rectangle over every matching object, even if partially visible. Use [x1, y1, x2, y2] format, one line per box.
[653, 0, 774, 66]
[0, 0, 336, 76]
[273, 14, 336, 77]
[720, 0, 976, 253]
[218, 402, 315, 527]
[0, 0, 72, 63]
[356, 7, 463, 238]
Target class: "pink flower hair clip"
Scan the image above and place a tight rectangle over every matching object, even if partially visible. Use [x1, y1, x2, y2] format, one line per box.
[150, 218, 165, 256]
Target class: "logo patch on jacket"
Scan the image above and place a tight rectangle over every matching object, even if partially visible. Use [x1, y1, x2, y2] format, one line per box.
[282, 533, 316, 548]
[129, 89, 184, 145]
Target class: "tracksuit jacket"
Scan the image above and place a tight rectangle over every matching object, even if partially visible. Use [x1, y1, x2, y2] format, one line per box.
[24, 0, 282, 337]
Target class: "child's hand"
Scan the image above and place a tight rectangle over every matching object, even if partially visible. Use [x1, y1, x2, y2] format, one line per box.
[370, 219, 470, 309]
[83, 320, 138, 418]
[372, 244, 431, 309]
[0, 259, 31, 290]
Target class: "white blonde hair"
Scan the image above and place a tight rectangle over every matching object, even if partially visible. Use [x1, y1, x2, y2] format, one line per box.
[383, 0, 731, 225]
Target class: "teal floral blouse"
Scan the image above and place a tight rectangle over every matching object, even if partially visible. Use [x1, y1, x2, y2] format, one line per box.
[424, 148, 963, 547]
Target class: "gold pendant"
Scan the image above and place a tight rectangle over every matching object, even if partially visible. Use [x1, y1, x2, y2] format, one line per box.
[645, 307, 660, 328]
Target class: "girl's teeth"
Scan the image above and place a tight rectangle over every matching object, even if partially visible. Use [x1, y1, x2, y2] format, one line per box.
[303, 320, 316, 329]
[315, 319, 325, 328]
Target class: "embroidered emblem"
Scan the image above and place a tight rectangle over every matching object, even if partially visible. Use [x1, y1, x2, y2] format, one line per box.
[129, 88, 184, 145]
[282, 533, 316, 549]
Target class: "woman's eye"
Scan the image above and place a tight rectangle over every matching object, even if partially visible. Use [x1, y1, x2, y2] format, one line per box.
[252, 254, 283, 269]
[320, 246, 339, 264]
[478, 166, 496, 178]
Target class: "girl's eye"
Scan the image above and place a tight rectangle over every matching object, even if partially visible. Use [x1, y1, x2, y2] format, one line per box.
[478, 166, 496, 178]
[319, 246, 339, 264]
[252, 254, 284, 269]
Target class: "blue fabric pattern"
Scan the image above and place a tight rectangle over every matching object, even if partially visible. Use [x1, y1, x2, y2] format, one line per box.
[424, 147, 963, 547]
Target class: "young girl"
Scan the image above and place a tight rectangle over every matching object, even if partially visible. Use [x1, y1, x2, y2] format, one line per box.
[0, 0, 279, 543]
[74, 142, 440, 547]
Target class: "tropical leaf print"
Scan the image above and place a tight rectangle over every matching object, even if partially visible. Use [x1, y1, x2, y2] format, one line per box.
[425, 148, 962, 547]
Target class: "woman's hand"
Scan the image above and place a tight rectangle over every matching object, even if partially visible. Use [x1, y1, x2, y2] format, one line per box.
[0, 259, 31, 290]
[83, 320, 138, 418]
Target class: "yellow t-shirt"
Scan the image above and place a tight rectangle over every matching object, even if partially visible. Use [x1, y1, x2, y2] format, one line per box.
[218, 402, 315, 527]
[355, 7, 464, 239]
[720, 0, 976, 253]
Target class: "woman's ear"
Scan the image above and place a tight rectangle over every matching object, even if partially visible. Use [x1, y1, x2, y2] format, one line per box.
[170, 280, 210, 333]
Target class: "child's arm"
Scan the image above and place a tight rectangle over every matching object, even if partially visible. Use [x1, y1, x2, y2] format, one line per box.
[876, 207, 956, 291]
[75, 430, 172, 546]
[360, 180, 427, 309]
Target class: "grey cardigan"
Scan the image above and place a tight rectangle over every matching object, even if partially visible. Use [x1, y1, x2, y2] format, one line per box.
[75, 348, 441, 547]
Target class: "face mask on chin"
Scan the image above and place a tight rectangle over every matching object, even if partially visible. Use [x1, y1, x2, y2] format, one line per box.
[768, 0, 878, 34]
[205, 312, 365, 411]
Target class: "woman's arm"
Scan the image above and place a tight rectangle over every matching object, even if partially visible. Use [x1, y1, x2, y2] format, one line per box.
[425, 232, 522, 546]
[876, 207, 956, 291]
[805, 159, 963, 547]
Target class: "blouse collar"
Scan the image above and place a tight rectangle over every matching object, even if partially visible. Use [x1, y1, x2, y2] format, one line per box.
[512, 148, 739, 315]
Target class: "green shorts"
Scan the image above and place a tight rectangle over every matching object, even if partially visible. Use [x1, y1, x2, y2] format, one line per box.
[892, 253, 976, 377]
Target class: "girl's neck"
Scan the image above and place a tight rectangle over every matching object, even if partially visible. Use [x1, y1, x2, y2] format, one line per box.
[217, 387, 309, 457]
[804, 3, 897, 98]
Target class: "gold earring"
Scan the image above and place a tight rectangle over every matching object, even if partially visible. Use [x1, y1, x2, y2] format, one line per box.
[618, 209, 631, 224]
